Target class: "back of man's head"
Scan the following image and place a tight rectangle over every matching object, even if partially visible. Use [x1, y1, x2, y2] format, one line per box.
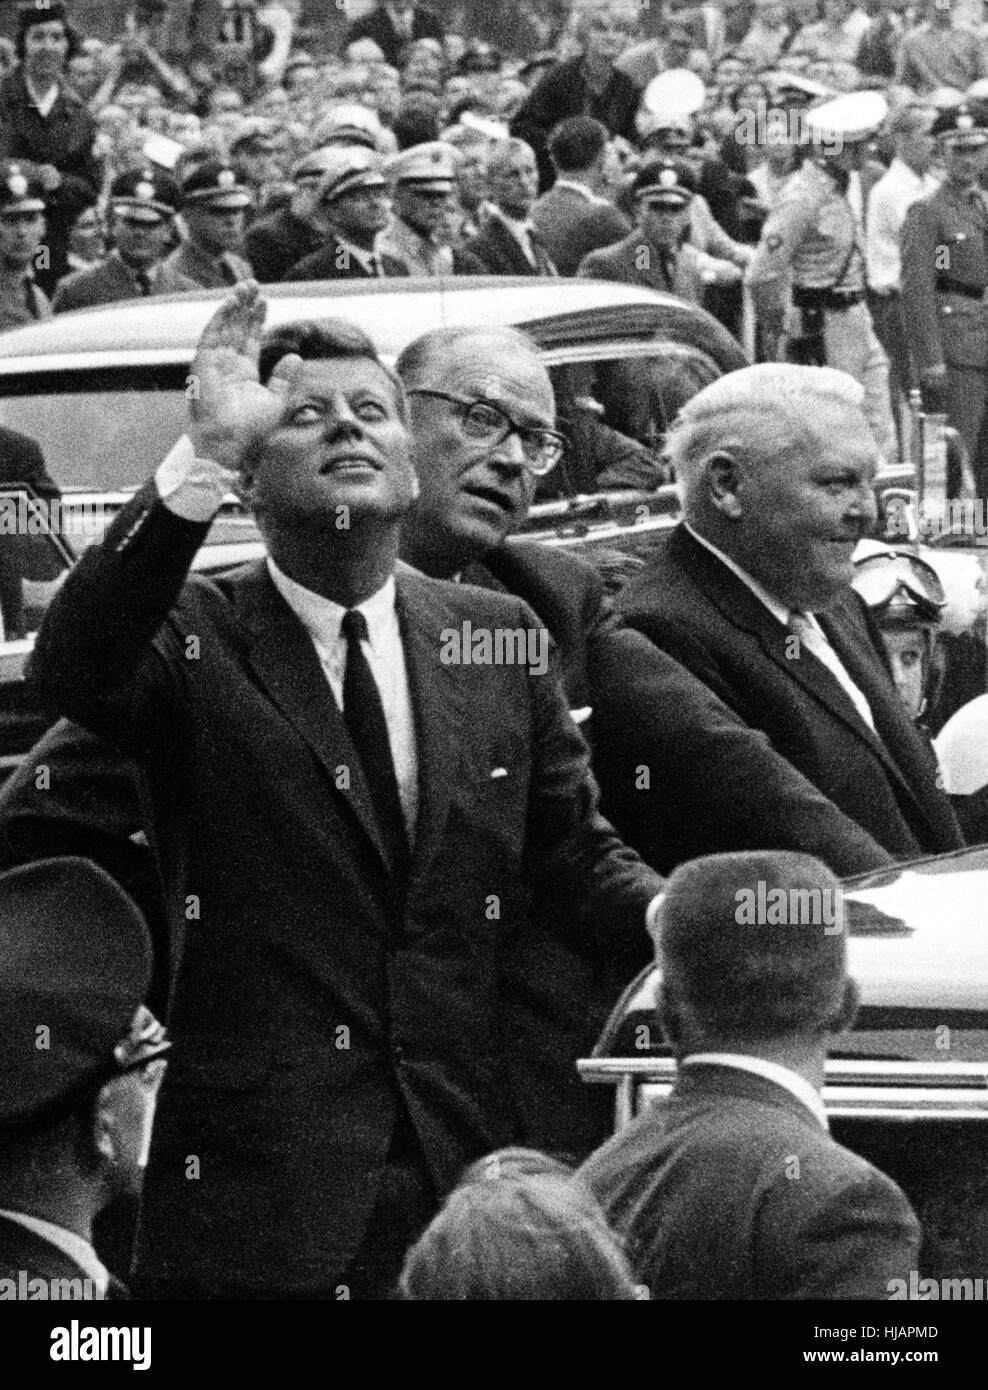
[658, 851, 853, 1049]
[548, 115, 609, 175]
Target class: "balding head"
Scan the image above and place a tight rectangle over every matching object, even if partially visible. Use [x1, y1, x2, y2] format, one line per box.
[670, 365, 879, 610]
[396, 325, 556, 575]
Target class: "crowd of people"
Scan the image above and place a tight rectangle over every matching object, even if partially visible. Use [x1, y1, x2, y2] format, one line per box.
[0, 0, 985, 1303]
[1, 0, 988, 488]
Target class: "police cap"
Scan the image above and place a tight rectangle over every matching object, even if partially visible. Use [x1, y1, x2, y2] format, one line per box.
[0, 859, 168, 1126]
[110, 166, 182, 223]
[931, 102, 988, 147]
[0, 162, 45, 215]
[633, 160, 696, 208]
[181, 160, 252, 210]
[386, 141, 457, 188]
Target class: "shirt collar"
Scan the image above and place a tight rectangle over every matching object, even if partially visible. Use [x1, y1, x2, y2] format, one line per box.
[683, 523, 790, 626]
[23, 74, 59, 116]
[490, 206, 535, 239]
[0, 1210, 110, 1293]
[552, 178, 607, 205]
[332, 233, 380, 275]
[266, 556, 397, 658]
[681, 1054, 829, 1129]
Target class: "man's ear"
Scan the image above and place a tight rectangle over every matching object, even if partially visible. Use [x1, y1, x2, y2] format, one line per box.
[656, 984, 683, 1048]
[705, 451, 744, 519]
[91, 1079, 121, 1169]
[831, 978, 860, 1035]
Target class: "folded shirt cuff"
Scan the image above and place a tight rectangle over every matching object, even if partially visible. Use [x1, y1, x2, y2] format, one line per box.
[154, 435, 231, 522]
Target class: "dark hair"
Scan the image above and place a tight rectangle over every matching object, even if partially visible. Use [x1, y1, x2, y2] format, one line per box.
[659, 851, 850, 1041]
[258, 318, 406, 419]
[548, 115, 608, 173]
[16, 13, 79, 64]
[399, 1148, 639, 1300]
[393, 103, 441, 149]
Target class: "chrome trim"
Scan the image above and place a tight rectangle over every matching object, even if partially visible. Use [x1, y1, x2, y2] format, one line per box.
[578, 1057, 988, 1127]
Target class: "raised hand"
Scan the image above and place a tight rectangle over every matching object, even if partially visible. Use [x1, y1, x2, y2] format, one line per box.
[187, 282, 304, 471]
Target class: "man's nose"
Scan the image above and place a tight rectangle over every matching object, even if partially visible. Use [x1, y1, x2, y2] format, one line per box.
[847, 480, 878, 526]
[323, 395, 365, 436]
[490, 429, 527, 470]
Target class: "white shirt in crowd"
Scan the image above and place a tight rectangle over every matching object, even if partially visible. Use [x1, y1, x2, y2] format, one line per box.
[866, 157, 940, 295]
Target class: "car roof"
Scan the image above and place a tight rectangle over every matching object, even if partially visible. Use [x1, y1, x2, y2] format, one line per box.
[0, 277, 700, 371]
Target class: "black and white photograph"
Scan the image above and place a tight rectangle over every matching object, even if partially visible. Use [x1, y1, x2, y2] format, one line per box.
[0, 0, 987, 1361]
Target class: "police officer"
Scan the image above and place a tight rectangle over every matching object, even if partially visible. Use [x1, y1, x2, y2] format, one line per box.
[851, 542, 948, 723]
[901, 102, 988, 496]
[52, 167, 197, 312]
[0, 161, 50, 331]
[378, 141, 484, 277]
[749, 90, 897, 463]
[0, 858, 169, 1298]
[166, 160, 254, 289]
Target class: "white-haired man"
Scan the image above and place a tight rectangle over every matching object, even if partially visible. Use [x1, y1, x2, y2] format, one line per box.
[608, 364, 964, 868]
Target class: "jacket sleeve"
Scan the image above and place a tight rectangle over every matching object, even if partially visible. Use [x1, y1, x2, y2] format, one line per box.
[900, 197, 946, 375]
[27, 478, 212, 748]
[519, 600, 664, 961]
[762, 1166, 921, 1300]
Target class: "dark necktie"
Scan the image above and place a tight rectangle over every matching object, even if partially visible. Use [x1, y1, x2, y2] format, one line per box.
[135, 270, 153, 296]
[341, 609, 409, 882]
[219, 255, 239, 285]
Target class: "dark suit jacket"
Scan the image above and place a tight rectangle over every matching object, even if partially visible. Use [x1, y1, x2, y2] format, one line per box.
[0, 71, 99, 193]
[613, 526, 964, 866]
[343, 4, 444, 67]
[244, 207, 325, 283]
[531, 183, 630, 276]
[0, 1214, 120, 1299]
[511, 57, 642, 192]
[52, 255, 198, 313]
[464, 213, 557, 277]
[285, 235, 410, 281]
[0, 424, 58, 502]
[29, 486, 661, 1294]
[582, 1063, 921, 1299]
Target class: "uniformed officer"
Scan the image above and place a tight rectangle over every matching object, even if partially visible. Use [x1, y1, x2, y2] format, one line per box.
[52, 166, 197, 312]
[378, 141, 484, 277]
[165, 160, 254, 288]
[0, 858, 170, 1299]
[749, 90, 897, 463]
[0, 161, 49, 332]
[901, 102, 988, 496]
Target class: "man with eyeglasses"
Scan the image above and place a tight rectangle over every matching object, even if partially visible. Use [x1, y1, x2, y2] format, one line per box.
[285, 144, 410, 281]
[0, 858, 168, 1300]
[378, 141, 485, 277]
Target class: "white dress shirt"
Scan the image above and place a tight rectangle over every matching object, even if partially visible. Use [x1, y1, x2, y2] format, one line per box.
[155, 438, 419, 835]
[866, 157, 940, 294]
[684, 523, 875, 731]
[681, 1053, 829, 1130]
[267, 560, 419, 835]
[0, 1209, 109, 1294]
[489, 208, 541, 266]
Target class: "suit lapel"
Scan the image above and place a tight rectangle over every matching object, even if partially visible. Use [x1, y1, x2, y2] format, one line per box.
[395, 565, 471, 885]
[233, 562, 394, 870]
[672, 529, 919, 790]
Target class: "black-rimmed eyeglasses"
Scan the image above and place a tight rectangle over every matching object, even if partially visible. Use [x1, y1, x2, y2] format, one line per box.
[407, 389, 566, 475]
